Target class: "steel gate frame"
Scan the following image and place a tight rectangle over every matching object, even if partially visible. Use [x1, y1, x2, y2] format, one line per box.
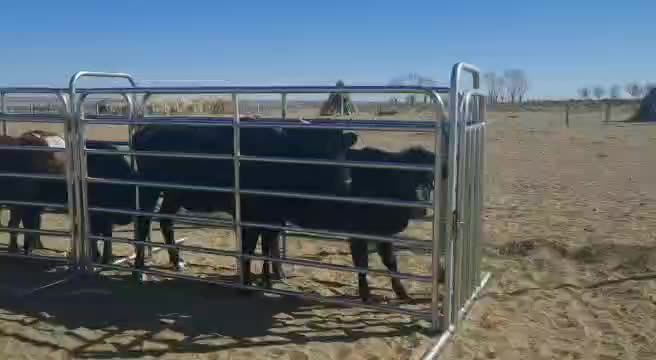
[0, 62, 489, 359]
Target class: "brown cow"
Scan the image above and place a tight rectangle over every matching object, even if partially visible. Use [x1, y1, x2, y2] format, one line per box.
[0, 130, 62, 254]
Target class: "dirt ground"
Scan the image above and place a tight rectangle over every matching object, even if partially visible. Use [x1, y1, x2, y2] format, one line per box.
[0, 104, 654, 359]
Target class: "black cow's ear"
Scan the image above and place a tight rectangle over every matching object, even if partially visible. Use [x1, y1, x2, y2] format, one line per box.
[343, 132, 358, 147]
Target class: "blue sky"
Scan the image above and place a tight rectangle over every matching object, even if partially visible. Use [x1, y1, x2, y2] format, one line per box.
[0, 0, 654, 98]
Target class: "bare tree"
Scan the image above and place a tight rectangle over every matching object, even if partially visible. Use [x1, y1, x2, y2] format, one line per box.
[578, 87, 590, 99]
[504, 69, 529, 103]
[484, 72, 499, 104]
[610, 84, 622, 99]
[496, 76, 506, 103]
[626, 82, 644, 98]
[592, 86, 606, 100]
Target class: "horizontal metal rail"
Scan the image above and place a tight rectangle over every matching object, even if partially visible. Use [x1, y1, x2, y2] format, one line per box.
[0, 251, 69, 263]
[83, 117, 439, 132]
[85, 148, 435, 172]
[240, 221, 431, 250]
[88, 206, 234, 227]
[76, 85, 449, 95]
[92, 235, 432, 282]
[85, 176, 432, 209]
[94, 262, 433, 319]
[0, 200, 68, 210]
[0, 171, 67, 181]
[0, 226, 70, 237]
[240, 188, 431, 209]
[109, 238, 187, 267]
[88, 206, 431, 250]
[86, 148, 233, 161]
[0, 145, 66, 153]
[1, 85, 449, 95]
[0, 88, 68, 94]
[0, 114, 67, 124]
[239, 155, 435, 172]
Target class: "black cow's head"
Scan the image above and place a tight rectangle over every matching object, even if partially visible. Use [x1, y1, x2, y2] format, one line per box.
[395, 147, 437, 218]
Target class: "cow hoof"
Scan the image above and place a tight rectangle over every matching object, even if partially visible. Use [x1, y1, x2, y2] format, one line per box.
[131, 271, 148, 282]
[271, 271, 286, 281]
[174, 260, 186, 272]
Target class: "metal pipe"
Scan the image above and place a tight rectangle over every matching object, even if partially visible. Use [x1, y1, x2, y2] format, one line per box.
[232, 93, 244, 283]
[430, 91, 446, 332]
[0, 145, 66, 153]
[88, 206, 233, 227]
[85, 176, 433, 209]
[0, 226, 70, 237]
[83, 149, 435, 172]
[87, 206, 431, 250]
[91, 235, 432, 282]
[0, 172, 67, 181]
[476, 100, 487, 286]
[0, 252, 69, 263]
[68, 71, 137, 272]
[109, 237, 186, 267]
[76, 94, 93, 271]
[453, 93, 468, 325]
[94, 262, 433, 319]
[0, 199, 67, 210]
[70, 85, 450, 95]
[1, 92, 6, 135]
[84, 117, 438, 132]
[0, 114, 67, 124]
[0, 85, 451, 95]
[281, 93, 287, 119]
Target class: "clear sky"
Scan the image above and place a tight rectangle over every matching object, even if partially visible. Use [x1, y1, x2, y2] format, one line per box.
[1, 0, 654, 99]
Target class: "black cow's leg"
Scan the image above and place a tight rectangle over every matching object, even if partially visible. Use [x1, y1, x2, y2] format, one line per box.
[269, 232, 286, 280]
[349, 238, 371, 302]
[8, 207, 22, 253]
[260, 230, 279, 288]
[21, 208, 41, 256]
[159, 194, 184, 271]
[240, 228, 259, 289]
[377, 242, 410, 300]
[133, 215, 151, 278]
[101, 226, 113, 265]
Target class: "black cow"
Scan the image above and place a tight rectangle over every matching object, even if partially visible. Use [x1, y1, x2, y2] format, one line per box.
[248, 146, 441, 301]
[131, 124, 358, 274]
[5, 131, 137, 263]
[133, 122, 443, 302]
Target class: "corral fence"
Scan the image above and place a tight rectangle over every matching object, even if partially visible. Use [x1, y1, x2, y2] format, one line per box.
[0, 62, 489, 359]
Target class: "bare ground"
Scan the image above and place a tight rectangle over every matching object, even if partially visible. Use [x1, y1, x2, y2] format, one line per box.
[0, 106, 654, 359]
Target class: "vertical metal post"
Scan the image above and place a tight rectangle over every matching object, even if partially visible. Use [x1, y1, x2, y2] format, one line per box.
[454, 94, 468, 323]
[446, 62, 481, 327]
[464, 102, 474, 301]
[76, 94, 93, 271]
[476, 98, 486, 286]
[565, 102, 570, 128]
[279, 93, 288, 269]
[232, 93, 244, 283]
[0, 92, 6, 136]
[281, 93, 288, 120]
[66, 85, 85, 272]
[431, 92, 445, 332]
[604, 101, 611, 124]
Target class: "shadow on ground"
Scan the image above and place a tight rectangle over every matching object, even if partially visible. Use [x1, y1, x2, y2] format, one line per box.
[0, 259, 431, 358]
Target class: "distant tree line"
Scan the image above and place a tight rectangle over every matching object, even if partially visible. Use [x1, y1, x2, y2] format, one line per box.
[484, 69, 529, 104]
[577, 82, 656, 100]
